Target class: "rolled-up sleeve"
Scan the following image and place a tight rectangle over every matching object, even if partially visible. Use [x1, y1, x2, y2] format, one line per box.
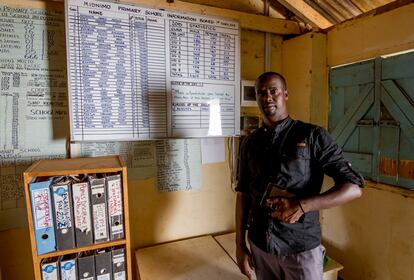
[314, 127, 364, 187]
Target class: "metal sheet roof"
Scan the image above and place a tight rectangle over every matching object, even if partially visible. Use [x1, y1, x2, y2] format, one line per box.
[180, 0, 412, 32]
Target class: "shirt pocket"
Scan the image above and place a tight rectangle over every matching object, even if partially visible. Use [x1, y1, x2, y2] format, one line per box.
[279, 145, 310, 189]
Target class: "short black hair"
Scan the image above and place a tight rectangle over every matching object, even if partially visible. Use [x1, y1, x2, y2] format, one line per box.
[255, 72, 287, 90]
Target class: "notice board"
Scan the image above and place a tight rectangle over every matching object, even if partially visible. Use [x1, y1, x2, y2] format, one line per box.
[66, 0, 241, 141]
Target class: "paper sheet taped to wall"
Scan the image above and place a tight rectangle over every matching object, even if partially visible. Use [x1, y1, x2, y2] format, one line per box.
[71, 141, 156, 181]
[71, 139, 201, 192]
[0, 5, 68, 154]
[66, 0, 240, 141]
[0, 4, 68, 230]
[156, 139, 201, 192]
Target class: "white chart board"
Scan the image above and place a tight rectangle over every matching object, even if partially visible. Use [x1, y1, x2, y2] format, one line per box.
[66, 0, 240, 141]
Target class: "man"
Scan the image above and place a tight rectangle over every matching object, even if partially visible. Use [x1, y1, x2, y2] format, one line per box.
[235, 72, 363, 280]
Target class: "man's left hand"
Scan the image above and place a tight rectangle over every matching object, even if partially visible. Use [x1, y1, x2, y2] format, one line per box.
[266, 197, 304, 224]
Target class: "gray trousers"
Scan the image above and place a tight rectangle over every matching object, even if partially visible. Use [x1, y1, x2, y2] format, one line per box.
[250, 241, 325, 280]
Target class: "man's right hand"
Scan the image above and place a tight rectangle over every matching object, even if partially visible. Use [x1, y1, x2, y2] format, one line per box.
[236, 244, 255, 279]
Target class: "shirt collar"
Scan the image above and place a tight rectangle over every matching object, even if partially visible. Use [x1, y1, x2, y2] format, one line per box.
[262, 116, 293, 135]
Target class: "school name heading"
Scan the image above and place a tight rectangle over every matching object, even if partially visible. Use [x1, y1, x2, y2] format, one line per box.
[81, 0, 237, 28]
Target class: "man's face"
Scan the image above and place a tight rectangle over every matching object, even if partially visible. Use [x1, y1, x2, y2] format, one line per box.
[255, 75, 288, 120]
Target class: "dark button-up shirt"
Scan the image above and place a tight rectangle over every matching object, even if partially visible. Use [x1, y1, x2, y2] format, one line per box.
[236, 117, 364, 256]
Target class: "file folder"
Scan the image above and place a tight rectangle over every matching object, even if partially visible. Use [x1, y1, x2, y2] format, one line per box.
[72, 181, 93, 247]
[41, 257, 60, 280]
[29, 177, 56, 255]
[78, 251, 95, 280]
[90, 177, 109, 243]
[112, 247, 126, 280]
[51, 177, 76, 250]
[59, 254, 77, 280]
[95, 249, 113, 280]
[106, 174, 124, 240]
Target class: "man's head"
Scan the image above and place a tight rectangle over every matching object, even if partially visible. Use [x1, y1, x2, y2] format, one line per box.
[255, 72, 289, 126]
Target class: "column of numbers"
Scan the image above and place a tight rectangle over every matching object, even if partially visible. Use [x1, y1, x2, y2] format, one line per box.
[188, 27, 204, 79]
[204, 30, 219, 80]
[219, 33, 235, 81]
[68, 6, 83, 134]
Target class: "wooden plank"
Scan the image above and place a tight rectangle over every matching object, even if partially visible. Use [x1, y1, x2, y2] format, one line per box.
[381, 88, 414, 144]
[381, 80, 414, 124]
[331, 85, 374, 146]
[136, 235, 244, 280]
[343, 152, 372, 174]
[399, 159, 414, 186]
[323, 257, 344, 280]
[121, 166, 133, 280]
[23, 172, 41, 280]
[328, 86, 345, 132]
[365, 179, 414, 197]
[122, 0, 301, 34]
[371, 58, 382, 188]
[39, 240, 127, 258]
[382, 51, 414, 80]
[379, 156, 398, 177]
[23, 156, 123, 177]
[1, 0, 300, 34]
[276, 0, 333, 29]
[330, 60, 374, 87]
[395, 177, 414, 189]
[214, 232, 237, 262]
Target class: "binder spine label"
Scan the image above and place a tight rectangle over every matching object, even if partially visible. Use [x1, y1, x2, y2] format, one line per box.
[93, 203, 108, 239]
[114, 272, 126, 280]
[97, 274, 110, 280]
[54, 186, 72, 230]
[113, 255, 124, 264]
[108, 179, 122, 217]
[33, 189, 52, 229]
[73, 183, 91, 232]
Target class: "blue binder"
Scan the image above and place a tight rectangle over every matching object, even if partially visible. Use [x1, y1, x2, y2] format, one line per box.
[29, 177, 56, 255]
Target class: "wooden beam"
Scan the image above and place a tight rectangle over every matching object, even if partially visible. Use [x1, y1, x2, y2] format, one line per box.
[3, 0, 299, 34]
[2, 0, 300, 33]
[121, 0, 301, 34]
[276, 0, 334, 29]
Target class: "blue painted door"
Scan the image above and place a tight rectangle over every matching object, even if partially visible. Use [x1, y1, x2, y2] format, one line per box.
[329, 52, 414, 189]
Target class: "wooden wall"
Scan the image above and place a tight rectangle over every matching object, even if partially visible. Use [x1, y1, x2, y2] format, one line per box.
[282, 32, 328, 127]
[321, 3, 414, 280]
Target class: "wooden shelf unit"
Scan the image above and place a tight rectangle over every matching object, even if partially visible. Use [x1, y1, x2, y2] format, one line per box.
[23, 156, 132, 280]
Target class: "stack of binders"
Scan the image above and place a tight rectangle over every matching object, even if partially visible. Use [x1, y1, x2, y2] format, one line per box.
[41, 246, 127, 280]
[29, 173, 125, 254]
